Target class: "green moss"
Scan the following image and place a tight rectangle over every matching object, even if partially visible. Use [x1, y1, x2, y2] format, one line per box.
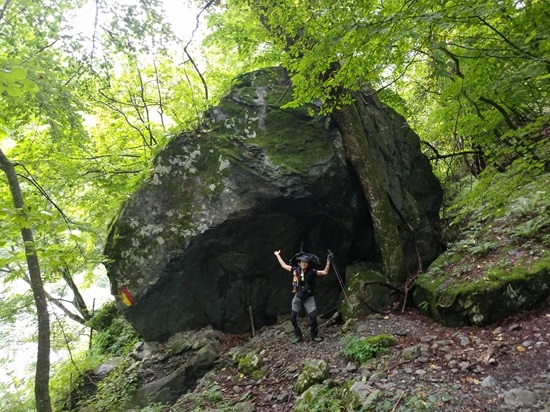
[294, 385, 348, 412]
[365, 333, 396, 348]
[237, 351, 262, 376]
[231, 67, 288, 90]
[414, 255, 550, 326]
[247, 111, 332, 174]
[251, 370, 264, 380]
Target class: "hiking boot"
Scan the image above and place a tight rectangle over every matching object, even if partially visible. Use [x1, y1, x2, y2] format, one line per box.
[311, 333, 323, 342]
[291, 330, 303, 344]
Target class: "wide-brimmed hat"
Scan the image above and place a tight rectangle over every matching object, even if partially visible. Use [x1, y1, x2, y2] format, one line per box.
[289, 252, 322, 269]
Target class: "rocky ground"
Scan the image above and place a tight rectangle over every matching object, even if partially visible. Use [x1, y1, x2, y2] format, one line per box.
[171, 305, 550, 412]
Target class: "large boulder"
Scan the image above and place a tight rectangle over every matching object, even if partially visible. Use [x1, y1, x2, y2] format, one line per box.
[414, 251, 550, 326]
[104, 67, 442, 341]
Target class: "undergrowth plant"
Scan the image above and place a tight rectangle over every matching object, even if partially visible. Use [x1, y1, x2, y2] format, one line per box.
[87, 301, 140, 356]
[139, 404, 167, 412]
[172, 382, 235, 411]
[341, 334, 396, 364]
[83, 357, 139, 411]
[49, 350, 107, 410]
[447, 159, 549, 230]
[294, 385, 348, 412]
[48, 301, 141, 410]
[374, 389, 455, 411]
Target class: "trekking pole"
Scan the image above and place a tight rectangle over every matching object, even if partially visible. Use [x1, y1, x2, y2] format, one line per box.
[327, 249, 348, 300]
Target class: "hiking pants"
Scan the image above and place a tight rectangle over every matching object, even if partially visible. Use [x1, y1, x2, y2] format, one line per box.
[290, 295, 318, 336]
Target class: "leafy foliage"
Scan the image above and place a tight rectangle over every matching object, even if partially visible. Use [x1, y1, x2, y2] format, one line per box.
[49, 350, 107, 411]
[0, 66, 39, 97]
[1, 0, 549, 409]
[294, 384, 349, 412]
[341, 334, 396, 364]
[172, 381, 236, 412]
[82, 357, 139, 412]
[0, 380, 35, 412]
[87, 301, 139, 356]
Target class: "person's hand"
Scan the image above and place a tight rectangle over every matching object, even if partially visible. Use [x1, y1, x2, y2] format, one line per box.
[274, 250, 281, 255]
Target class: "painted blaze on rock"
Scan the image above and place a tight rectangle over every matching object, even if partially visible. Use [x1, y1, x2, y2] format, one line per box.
[104, 67, 442, 341]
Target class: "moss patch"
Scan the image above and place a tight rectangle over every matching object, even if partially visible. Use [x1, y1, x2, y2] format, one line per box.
[414, 170, 550, 326]
[338, 263, 398, 321]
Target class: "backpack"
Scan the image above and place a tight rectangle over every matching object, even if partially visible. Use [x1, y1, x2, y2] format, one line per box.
[288, 252, 322, 269]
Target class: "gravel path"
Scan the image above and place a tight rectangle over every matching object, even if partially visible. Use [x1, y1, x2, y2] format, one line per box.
[174, 306, 550, 411]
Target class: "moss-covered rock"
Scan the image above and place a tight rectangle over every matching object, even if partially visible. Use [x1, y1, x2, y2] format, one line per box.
[338, 263, 399, 321]
[293, 384, 327, 412]
[365, 333, 397, 348]
[342, 382, 381, 411]
[104, 66, 443, 341]
[414, 251, 550, 326]
[237, 351, 263, 376]
[295, 359, 329, 394]
[414, 170, 550, 326]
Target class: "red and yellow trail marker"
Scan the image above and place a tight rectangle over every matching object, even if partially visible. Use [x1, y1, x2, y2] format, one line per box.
[118, 285, 135, 307]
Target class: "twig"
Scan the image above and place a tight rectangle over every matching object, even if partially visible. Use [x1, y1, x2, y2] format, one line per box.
[384, 359, 411, 373]
[249, 305, 256, 337]
[391, 391, 404, 412]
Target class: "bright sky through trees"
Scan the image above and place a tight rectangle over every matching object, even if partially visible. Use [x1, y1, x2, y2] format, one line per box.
[71, 0, 203, 48]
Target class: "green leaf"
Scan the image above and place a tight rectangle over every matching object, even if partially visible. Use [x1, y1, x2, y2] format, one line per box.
[5, 84, 24, 97]
[525, 29, 537, 43]
[21, 78, 39, 93]
[10, 67, 27, 81]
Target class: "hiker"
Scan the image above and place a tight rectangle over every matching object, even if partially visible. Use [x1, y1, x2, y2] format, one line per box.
[274, 250, 330, 343]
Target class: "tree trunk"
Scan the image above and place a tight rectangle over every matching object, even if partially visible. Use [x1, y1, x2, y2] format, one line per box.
[332, 99, 408, 286]
[0, 149, 52, 412]
[62, 266, 92, 321]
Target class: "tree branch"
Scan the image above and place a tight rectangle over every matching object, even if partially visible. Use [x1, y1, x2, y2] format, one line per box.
[134, 65, 157, 146]
[153, 60, 167, 132]
[97, 88, 151, 149]
[0, 0, 12, 23]
[62, 266, 91, 321]
[16, 166, 76, 227]
[181, 0, 215, 102]
[421, 140, 479, 160]
[478, 96, 518, 130]
[476, 16, 539, 62]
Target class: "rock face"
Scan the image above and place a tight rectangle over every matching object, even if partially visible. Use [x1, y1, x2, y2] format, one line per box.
[125, 328, 222, 409]
[337, 263, 401, 320]
[414, 255, 550, 326]
[104, 67, 442, 341]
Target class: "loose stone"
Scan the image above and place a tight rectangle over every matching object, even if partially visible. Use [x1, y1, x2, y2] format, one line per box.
[481, 375, 497, 387]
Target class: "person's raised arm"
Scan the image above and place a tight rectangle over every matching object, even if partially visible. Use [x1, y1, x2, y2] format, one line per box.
[274, 250, 292, 272]
[316, 256, 331, 276]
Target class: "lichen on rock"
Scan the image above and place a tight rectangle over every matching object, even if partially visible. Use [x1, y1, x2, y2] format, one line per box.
[104, 67, 443, 341]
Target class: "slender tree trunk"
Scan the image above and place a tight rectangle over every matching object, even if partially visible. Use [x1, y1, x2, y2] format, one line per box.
[62, 266, 92, 321]
[0, 149, 52, 412]
[332, 99, 408, 285]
